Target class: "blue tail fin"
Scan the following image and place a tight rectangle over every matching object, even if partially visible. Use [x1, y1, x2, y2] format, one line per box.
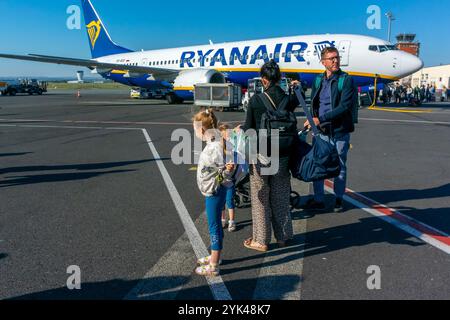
[81, 0, 133, 58]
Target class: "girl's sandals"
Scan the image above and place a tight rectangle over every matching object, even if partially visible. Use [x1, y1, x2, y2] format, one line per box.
[243, 238, 268, 252]
[194, 264, 219, 277]
[197, 255, 222, 266]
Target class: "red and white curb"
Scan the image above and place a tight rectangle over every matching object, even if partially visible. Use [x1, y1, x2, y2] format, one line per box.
[324, 180, 450, 255]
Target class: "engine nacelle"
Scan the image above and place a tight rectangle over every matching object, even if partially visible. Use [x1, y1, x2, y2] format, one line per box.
[172, 69, 225, 88]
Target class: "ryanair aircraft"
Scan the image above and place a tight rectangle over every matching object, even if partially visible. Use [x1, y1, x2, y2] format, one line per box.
[0, 0, 423, 103]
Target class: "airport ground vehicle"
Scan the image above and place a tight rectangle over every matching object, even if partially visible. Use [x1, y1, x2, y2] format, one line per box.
[194, 83, 242, 111]
[0, 79, 47, 96]
[241, 77, 290, 112]
[130, 87, 170, 99]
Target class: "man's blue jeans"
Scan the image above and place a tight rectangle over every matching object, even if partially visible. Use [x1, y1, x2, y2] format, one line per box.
[313, 133, 350, 202]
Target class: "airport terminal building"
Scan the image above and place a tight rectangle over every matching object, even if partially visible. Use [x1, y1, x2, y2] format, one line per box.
[410, 64, 450, 88]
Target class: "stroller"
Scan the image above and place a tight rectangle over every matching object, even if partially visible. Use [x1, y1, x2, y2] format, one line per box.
[229, 130, 301, 211]
[233, 170, 301, 211]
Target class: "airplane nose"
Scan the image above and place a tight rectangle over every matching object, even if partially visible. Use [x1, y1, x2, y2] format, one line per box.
[402, 53, 424, 76]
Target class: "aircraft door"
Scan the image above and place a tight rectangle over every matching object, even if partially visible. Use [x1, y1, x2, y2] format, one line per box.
[338, 41, 351, 66]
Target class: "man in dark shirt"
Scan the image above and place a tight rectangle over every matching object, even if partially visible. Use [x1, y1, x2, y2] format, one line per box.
[303, 46, 356, 213]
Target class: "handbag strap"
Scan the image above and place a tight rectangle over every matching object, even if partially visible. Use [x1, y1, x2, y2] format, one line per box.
[261, 92, 289, 112]
[293, 85, 320, 136]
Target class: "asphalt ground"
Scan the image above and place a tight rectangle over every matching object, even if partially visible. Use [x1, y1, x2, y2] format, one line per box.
[0, 91, 449, 300]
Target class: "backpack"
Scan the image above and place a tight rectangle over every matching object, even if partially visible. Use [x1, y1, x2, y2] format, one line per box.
[290, 86, 341, 182]
[259, 92, 298, 157]
[314, 73, 359, 124]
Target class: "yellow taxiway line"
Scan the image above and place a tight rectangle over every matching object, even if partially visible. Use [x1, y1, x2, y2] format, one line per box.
[368, 106, 433, 114]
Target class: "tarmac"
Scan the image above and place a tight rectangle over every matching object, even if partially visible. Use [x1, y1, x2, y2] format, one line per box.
[0, 90, 449, 300]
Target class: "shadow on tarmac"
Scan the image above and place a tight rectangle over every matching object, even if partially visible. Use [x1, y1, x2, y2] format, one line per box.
[361, 183, 450, 205]
[5, 275, 301, 300]
[0, 152, 33, 158]
[0, 170, 136, 188]
[221, 214, 424, 276]
[0, 159, 168, 175]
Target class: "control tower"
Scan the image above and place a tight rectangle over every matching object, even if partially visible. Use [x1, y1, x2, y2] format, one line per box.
[396, 33, 420, 56]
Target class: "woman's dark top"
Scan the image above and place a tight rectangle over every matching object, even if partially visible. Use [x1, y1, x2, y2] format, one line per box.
[242, 84, 299, 158]
[242, 84, 298, 132]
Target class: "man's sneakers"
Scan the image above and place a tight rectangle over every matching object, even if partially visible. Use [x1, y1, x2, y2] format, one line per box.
[303, 198, 346, 213]
[334, 198, 344, 213]
[303, 199, 326, 211]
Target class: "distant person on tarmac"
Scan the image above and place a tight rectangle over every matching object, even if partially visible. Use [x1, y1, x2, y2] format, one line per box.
[302, 46, 356, 213]
[420, 85, 426, 102]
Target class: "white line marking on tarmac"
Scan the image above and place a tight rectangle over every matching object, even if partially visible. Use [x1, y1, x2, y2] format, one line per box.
[0, 124, 142, 131]
[324, 180, 450, 255]
[0, 118, 192, 126]
[139, 129, 232, 300]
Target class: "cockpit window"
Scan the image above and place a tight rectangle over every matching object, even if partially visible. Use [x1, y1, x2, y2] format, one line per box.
[369, 45, 398, 52]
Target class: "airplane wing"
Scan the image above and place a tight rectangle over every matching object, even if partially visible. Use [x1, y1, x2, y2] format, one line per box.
[0, 53, 178, 77]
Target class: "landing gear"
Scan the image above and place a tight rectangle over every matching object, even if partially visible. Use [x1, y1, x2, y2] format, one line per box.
[166, 93, 184, 104]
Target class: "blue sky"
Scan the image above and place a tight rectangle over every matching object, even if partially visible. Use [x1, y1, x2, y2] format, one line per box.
[0, 0, 448, 77]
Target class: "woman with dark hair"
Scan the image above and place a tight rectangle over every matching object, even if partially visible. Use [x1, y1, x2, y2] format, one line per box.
[240, 59, 298, 251]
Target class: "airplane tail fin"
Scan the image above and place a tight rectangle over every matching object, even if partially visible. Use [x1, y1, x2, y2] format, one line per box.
[81, 0, 133, 58]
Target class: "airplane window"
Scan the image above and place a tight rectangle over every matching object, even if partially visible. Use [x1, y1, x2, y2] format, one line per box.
[369, 45, 379, 52]
[282, 52, 285, 57]
[269, 53, 273, 59]
[275, 53, 279, 58]
[263, 53, 267, 59]
[245, 55, 249, 59]
[378, 46, 389, 53]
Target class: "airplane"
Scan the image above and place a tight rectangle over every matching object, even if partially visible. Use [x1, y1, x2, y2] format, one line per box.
[0, 0, 423, 104]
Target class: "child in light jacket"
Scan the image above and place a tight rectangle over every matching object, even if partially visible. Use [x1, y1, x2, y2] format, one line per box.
[193, 109, 235, 276]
